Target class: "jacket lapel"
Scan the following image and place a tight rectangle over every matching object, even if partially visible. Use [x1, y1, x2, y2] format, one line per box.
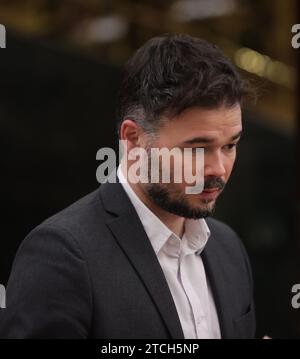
[99, 179, 184, 339]
[202, 226, 234, 338]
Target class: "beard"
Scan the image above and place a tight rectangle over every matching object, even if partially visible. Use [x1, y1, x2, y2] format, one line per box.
[145, 183, 212, 219]
[143, 176, 225, 219]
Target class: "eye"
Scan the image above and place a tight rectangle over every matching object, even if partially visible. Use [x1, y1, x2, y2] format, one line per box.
[223, 143, 238, 151]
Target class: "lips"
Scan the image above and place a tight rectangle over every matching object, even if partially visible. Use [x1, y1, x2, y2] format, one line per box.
[202, 187, 220, 193]
[199, 187, 221, 200]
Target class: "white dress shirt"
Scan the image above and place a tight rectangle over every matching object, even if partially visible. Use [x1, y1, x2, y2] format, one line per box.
[117, 166, 221, 339]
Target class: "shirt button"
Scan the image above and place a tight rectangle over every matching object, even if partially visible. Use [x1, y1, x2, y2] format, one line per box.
[196, 315, 205, 325]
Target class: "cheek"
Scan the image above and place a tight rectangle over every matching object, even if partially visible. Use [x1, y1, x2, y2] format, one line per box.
[224, 155, 236, 179]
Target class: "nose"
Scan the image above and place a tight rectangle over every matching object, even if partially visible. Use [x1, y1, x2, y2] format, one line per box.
[204, 150, 226, 178]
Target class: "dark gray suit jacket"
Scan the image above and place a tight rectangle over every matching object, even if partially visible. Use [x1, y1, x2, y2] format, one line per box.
[0, 180, 256, 338]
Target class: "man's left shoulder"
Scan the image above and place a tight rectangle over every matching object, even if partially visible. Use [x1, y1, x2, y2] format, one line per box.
[205, 217, 252, 276]
[206, 217, 246, 251]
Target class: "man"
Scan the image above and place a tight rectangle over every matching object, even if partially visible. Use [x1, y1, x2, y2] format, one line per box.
[0, 34, 255, 338]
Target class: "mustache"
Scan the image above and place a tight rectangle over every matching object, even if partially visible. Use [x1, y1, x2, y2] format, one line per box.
[204, 177, 225, 190]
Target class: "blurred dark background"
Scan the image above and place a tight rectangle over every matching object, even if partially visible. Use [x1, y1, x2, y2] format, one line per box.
[0, 0, 299, 338]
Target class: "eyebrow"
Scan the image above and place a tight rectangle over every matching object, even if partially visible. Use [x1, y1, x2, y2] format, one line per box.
[183, 130, 243, 145]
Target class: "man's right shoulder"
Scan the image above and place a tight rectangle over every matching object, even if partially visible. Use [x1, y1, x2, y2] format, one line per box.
[21, 179, 132, 256]
[23, 185, 109, 250]
[42, 186, 103, 229]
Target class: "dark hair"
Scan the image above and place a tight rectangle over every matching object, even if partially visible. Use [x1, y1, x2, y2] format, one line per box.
[116, 33, 248, 135]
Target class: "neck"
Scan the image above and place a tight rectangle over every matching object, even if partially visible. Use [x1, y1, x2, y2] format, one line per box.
[121, 162, 185, 238]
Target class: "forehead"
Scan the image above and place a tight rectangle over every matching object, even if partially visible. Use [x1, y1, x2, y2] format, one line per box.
[158, 105, 242, 142]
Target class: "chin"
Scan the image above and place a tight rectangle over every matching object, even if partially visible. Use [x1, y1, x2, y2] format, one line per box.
[194, 201, 215, 213]
[195, 198, 216, 206]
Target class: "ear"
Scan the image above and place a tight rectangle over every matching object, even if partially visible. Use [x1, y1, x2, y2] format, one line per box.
[120, 119, 142, 149]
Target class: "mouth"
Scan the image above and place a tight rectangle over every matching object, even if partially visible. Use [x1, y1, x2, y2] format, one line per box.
[199, 187, 221, 201]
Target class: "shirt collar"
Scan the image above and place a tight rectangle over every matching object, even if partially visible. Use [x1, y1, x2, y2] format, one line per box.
[117, 165, 210, 256]
[183, 218, 210, 255]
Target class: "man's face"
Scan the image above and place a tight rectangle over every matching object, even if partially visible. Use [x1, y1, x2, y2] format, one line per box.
[139, 104, 242, 219]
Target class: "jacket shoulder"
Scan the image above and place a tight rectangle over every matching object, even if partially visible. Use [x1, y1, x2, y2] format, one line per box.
[205, 216, 253, 288]
[206, 217, 246, 252]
